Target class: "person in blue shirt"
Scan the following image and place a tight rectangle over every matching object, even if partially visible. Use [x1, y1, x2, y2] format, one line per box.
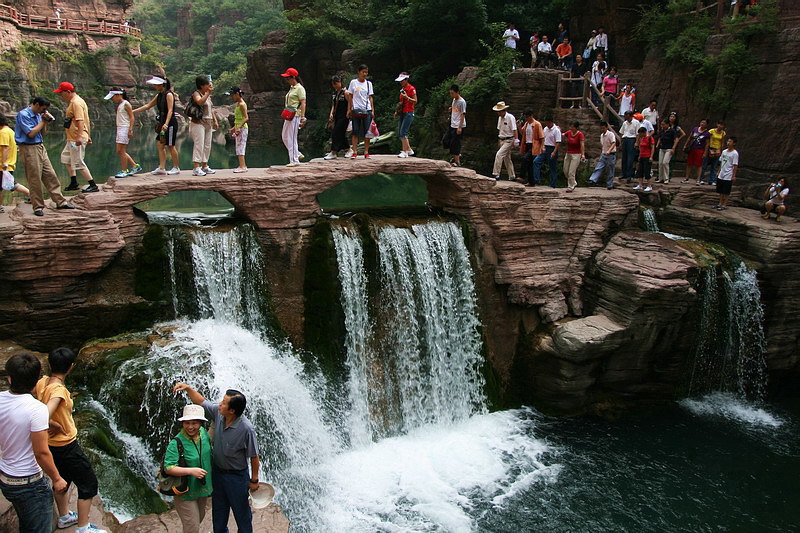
[14, 96, 74, 216]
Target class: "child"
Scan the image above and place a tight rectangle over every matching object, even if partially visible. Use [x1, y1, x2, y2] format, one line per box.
[633, 126, 655, 192]
[36, 348, 107, 533]
[0, 114, 30, 213]
[226, 86, 249, 172]
[105, 88, 141, 178]
[715, 136, 738, 210]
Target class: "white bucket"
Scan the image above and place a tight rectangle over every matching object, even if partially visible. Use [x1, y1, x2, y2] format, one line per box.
[249, 482, 276, 509]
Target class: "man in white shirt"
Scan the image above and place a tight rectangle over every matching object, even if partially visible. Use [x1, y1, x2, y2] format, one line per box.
[503, 23, 520, 49]
[446, 84, 466, 167]
[641, 99, 659, 133]
[533, 117, 561, 187]
[594, 27, 608, 57]
[763, 177, 789, 222]
[619, 111, 641, 183]
[537, 35, 555, 68]
[589, 121, 618, 189]
[491, 101, 518, 180]
[715, 136, 739, 210]
[0, 353, 67, 533]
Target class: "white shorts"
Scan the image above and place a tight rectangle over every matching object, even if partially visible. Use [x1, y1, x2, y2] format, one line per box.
[116, 126, 130, 145]
[60, 141, 87, 170]
[235, 127, 248, 156]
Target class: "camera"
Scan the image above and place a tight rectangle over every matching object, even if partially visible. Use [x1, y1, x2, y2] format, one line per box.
[42, 111, 54, 122]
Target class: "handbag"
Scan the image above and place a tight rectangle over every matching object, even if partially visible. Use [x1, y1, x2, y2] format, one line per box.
[281, 107, 297, 121]
[365, 120, 379, 139]
[1, 171, 14, 191]
[583, 47, 591, 59]
[185, 92, 205, 121]
[156, 437, 189, 496]
[352, 108, 368, 118]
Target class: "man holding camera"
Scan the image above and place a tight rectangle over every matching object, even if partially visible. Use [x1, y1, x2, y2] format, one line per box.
[14, 96, 74, 216]
[54, 82, 98, 193]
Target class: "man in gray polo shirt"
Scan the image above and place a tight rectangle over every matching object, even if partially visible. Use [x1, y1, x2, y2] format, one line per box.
[174, 382, 260, 533]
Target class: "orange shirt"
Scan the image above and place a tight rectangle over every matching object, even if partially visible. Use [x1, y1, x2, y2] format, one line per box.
[35, 376, 77, 446]
[556, 43, 572, 57]
[520, 119, 545, 155]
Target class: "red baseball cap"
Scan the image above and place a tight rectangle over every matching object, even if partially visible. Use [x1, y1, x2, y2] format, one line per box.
[53, 81, 75, 93]
[280, 68, 299, 77]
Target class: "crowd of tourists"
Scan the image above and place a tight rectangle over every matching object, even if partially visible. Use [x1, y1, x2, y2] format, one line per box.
[0, 350, 262, 533]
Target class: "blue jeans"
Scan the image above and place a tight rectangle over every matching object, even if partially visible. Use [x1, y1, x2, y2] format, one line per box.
[702, 155, 720, 184]
[0, 476, 53, 533]
[590, 153, 617, 188]
[621, 137, 636, 181]
[398, 111, 414, 139]
[533, 145, 558, 186]
[212, 467, 252, 533]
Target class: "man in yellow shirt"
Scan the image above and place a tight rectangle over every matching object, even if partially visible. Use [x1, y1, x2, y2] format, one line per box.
[702, 120, 726, 185]
[54, 82, 98, 193]
[35, 348, 107, 533]
[0, 114, 32, 213]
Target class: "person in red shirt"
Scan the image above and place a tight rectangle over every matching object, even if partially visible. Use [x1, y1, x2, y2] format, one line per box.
[634, 126, 656, 192]
[562, 120, 585, 191]
[394, 72, 417, 158]
[556, 37, 574, 71]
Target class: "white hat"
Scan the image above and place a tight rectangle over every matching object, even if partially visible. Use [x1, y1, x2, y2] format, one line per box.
[103, 90, 123, 100]
[146, 76, 166, 85]
[492, 101, 510, 111]
[177, 404, 207, 422]
[249, 482, 276, 509]
[394, 72, 410, 82]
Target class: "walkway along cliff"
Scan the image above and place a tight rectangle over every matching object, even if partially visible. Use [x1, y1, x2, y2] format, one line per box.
[0, 156, 797, 415]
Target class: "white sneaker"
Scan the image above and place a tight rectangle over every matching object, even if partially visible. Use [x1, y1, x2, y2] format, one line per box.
[57, 510, 78, 528]
[298, 153, 305, 160]
[633, 185, 641, 190]
[201, 166, 216, 174]
[398, 151, 408, 158]
[644, 186, 653, 192]
[192, 167, 206, 176]
[167, 167, 181, 175]
[323, 152, 337, 160]
[76, 525, 107, 533]
[406, 149, 414, 156]
[232, 167, 247, 173]
[286, 162, 300, 167]
[344, 149, 354, 158]
[151, 167, 167, 175]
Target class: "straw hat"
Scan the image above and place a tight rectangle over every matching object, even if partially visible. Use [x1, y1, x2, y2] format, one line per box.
[249, 482, 276, 509]
[492, 101, 510, 111]
[177, 404, 207, 422]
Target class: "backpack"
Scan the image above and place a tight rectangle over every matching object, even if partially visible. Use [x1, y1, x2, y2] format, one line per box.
[156, 437, 189, 496]
[185, 91, 204, 121]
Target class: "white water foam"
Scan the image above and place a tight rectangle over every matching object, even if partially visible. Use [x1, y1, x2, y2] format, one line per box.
[680, 392, 784, 428]
[316, 409, 558, 533]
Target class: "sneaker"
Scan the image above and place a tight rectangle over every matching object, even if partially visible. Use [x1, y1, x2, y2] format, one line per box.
[130, 165, 143, 175]
[762, 213, 770, 219]
[632, 185, 641, 190]
[351, 153, 358, 159]
[0, 205, 4, 213]
[491, 174, 500, 180]
[64, 183, 79, 191]
[201, 166, 216, 174]
[57, 510, 78, 529]
[192, 167, 206, 176]
[151, 167, 167, 175]
[81, 184, 99, 193]
[577, 105, 582, 109]
[298, 153, 305, 160]
[114, 170, 129, 178]
[570, 105, 575, 109]
[34, 209, 43, 216]
[775, 215, 781, 222]
[232, 167, 248, 173]
[344, 149, 354, 158]
[286, 162, 300, 167]
[323, 152, 337, 160]
[76, 524, 107, 533]
[654, 178, 662, 183]
[644, 186, 653, 192]
[364, 154, 371, 159]
[397, 151, 408, 158]
[406, 149, 414, 156]
[167, 167, 181, 175]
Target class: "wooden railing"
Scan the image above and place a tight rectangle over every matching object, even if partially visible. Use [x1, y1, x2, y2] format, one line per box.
[557, 73, 623, 125]
[0, 4, 141, 38]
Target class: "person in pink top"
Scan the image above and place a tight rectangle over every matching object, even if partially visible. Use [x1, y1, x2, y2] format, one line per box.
[601, 67, 619, 114]
[562, 121, 585, 192]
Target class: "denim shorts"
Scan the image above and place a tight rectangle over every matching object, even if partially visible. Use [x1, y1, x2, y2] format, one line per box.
[0, 476, 53, 533]
[351, 111, 372, 138]
[398, 111, 414, 139]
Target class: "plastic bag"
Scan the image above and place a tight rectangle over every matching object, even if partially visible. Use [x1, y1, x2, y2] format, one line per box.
[1, 171, 14, 191]
[365, 121, 379, 139]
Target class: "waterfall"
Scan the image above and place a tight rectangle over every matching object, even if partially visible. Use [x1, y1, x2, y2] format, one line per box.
[333, 221, 486, 442]
[642, 208, 660, 232]
[687, 260, 768, 400]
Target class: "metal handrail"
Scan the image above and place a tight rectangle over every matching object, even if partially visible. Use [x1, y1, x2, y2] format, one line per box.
[0, 4, 141, 38]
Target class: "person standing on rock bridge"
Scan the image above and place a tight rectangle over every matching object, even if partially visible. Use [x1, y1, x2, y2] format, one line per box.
[346, 65, 374, 159]
[324, 76, 350, 160]
[714, 136, 738, 211]
[189, 76, 219, 176]
[490, 101, 518, 181]
[133, 76, 181, 176]
[54, 82, 98, 194]
[14, 96, 75, 216]
[445, 84, 467, 167]
[588, 121, 618, 189]
[226, 86, 249, 172]
[173, 382, 261, 533]
[281, 67, 307, 166]
[394, 72, 417, 158]
[105, 88, 142, 178]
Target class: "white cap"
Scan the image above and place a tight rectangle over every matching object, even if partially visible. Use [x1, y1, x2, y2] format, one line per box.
[177, 404, 207, 422]
[103, 90, 123, 100]
[394, 72, 410, 82]
[146, 76, 167, 85]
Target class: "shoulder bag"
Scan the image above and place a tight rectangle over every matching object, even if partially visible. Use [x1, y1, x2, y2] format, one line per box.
[157, 437, 189, 496]
[185, 92, 205, 122]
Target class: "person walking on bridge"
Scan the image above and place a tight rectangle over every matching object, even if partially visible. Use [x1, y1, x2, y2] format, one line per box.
[281, 67, 307, 166]
[394, 72, 417, 158]
[133, 76, 181, 176]
[490, 101, 518, 180]
[189, 76, 219, 176]
[54, 82, 98, 193]
[105, 88, 142, 178]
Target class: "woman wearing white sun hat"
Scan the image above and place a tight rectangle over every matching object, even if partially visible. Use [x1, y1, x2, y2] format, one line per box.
[133, 76, 181, 175]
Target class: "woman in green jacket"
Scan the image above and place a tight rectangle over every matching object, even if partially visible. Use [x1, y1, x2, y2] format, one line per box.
[164, 404, 214, 533]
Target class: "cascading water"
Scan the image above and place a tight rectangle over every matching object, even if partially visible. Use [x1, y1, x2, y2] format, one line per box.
[91, 219, 554, 531]
[642, 208, 660, 232]
[687, 259, 768, 401]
